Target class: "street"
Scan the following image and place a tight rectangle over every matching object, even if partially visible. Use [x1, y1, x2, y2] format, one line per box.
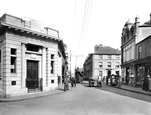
[0, 82, 151, 115]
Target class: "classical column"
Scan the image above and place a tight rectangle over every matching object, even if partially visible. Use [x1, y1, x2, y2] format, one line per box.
[42, 47, 46, 87]
[21, 43, 26, 88]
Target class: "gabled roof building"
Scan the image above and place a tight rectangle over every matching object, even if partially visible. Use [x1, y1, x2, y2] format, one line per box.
[83, 44, 121, 81]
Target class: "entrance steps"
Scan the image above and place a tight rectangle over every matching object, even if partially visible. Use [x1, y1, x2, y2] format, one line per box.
[28, 88, 41, 93]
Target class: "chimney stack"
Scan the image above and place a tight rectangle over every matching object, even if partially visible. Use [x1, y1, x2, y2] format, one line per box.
[99, 44, 103, 49]
[94, 44, 103, 53]
[135, 15, 139, 23]
[94, 45, 99, 53]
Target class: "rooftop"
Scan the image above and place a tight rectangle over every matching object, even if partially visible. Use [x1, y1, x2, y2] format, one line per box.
[94, 46, 121, 55]
[0, 13, 60, 39]
[0, 13, 66, 58]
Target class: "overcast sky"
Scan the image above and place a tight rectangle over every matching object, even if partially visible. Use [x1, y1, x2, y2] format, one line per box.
[1, 0, 151, 73]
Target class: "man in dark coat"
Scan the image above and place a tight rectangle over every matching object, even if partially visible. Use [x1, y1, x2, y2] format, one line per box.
[106, 76, 108, 85]
[71, 77, 76, 87]
[143, 77, 149, 91]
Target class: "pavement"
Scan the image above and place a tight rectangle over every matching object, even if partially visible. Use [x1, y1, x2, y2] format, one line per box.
[119, 84, 151, 96]
[0, 85, 67, 102]
[0, 82, 151, 102]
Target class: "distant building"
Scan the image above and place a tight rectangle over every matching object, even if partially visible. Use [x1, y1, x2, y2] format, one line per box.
[83, 44, 121, 80]
[0, 14, 67, 98]
[121, 14, 151, 86]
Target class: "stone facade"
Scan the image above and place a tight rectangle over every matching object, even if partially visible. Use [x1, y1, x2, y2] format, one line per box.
[0, 14, 66, 98]
[83, 45, 121, 80]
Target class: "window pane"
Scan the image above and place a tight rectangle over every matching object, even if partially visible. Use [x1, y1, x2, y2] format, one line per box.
[11, 57, 16, 73]
[11, 48, 16, 55]
[51, 61, 54, 74]
[51, 54, 54, 59]
[27, 44, 39, 52]
[108, 62, 111, 67]
[99, 71, 102, 76]
[108, 55, 111, 59]
[99, 55, 103, 59]
[99, 62, 103, 67]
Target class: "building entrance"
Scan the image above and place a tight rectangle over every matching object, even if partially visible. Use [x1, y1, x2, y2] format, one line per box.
[26, 60, 39, 90]
[107, 70, 111, 76]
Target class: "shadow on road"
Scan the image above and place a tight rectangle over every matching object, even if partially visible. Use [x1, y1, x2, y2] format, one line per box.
[82, 81, 151, 103]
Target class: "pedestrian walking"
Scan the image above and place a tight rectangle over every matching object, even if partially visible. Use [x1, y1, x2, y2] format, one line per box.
[103, 76, 105, 82]
[71, 77, 76, 87]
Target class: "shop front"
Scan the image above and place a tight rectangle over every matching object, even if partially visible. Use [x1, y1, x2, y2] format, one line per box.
[134, 56, 151, 88]
[121, 62, 135, 86]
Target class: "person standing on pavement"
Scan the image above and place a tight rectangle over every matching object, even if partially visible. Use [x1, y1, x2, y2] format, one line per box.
[103, 76, 105, 83]
[148, 76, 151, 90]
[64, 77, 69, 91]
[143, 77, 149, 91]
[106, 76, 108, 85]
[71, 76, 76, 87]
[58, 75, 61, 89]
[98, 75, 102, 87]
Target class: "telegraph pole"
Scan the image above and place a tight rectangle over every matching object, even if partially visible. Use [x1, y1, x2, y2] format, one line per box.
[70, 50, 71, 77]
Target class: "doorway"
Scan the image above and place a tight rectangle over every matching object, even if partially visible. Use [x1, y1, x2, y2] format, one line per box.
[107, 70, 111, 76]
[26, 60, 39, 89]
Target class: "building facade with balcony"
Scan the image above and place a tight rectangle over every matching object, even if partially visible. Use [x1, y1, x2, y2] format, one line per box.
[121, 14, 151, 86]
[0, 14, 67, 98]
[83, 44, 121, 80]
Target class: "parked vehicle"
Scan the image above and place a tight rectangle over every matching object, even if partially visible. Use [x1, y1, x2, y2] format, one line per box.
[110, 75, 117, 86]
[110, 74, 121, 88]
[89, 78, 102, 87]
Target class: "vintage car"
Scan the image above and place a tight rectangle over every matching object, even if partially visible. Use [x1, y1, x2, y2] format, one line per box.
[89, 77, 102, 87]
[110, 74, 121, 87]
[110, 75, 117, 86]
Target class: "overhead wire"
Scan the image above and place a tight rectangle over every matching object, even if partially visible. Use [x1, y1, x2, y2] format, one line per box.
[81, 0, 93, 47]
[76, 0, 91, 68]
[72, 0, 93, 68]
[78, 0, 93, 53]
[70, 0, 77, 72]
[71, 0, 77, 41]
[78, 0, 89, 53]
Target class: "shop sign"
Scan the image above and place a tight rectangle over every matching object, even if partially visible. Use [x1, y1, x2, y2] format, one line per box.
[31, 54, 37, 59]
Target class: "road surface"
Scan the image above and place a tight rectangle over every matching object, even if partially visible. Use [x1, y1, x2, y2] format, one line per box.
[0, 82, 151, 115]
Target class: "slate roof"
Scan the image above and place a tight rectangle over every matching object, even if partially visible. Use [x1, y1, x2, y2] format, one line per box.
[141, 20, 151, 27]
[94, 46, 121, 55]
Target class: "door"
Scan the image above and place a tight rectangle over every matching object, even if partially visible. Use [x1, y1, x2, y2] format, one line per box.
[26, 60, 38, 89]
[107, 70, 111, 76]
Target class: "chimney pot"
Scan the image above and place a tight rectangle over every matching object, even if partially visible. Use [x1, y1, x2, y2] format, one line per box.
[135, 15, 139, 23]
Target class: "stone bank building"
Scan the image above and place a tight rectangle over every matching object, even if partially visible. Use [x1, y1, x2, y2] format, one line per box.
[0, 14, 67, 98]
